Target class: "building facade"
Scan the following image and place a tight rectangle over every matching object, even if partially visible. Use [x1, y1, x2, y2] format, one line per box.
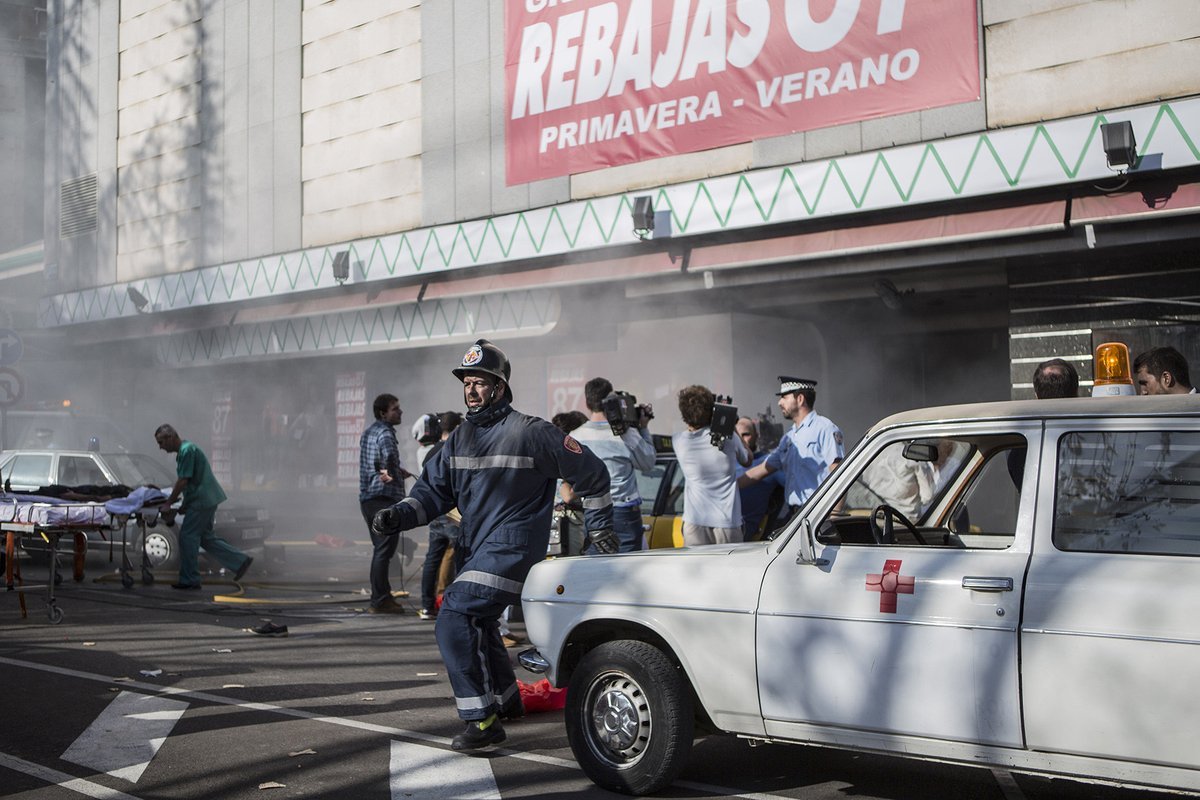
[10, 0, 1200, 530]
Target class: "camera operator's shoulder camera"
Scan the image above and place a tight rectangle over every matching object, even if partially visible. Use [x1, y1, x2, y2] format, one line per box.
[602, 390, 653, 435]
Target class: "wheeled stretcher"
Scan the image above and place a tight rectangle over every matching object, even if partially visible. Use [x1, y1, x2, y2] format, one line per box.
[2, 497, 109, 624]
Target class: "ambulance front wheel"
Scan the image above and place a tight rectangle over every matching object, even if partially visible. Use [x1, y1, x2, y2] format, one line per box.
[565, 639, 694, 796]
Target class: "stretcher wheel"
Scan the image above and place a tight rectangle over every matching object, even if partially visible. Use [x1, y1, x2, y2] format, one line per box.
[121, 573, 135, 589]
[141, 568, 155, 586]
[47, 605, 64, 624]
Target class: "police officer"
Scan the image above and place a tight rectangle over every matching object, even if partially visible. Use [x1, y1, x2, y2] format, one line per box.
[741, 376, 844, 514]
[372, 339, 616, 750]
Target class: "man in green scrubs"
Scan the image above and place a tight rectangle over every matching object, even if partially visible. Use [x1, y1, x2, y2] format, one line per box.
[155, 424, 253, 590]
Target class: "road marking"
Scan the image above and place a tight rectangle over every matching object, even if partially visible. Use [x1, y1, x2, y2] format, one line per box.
[0, 750, 145, 799]
[62, 691, 188, 782]
[389, 740, 500, 799]
[0, 655, 793, 800]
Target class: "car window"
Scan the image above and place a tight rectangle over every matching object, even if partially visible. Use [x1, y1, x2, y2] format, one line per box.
[637, 463, 669, 516]
[827, 433, 1024, 549]
[3, 454, 53, 489]
[57, 455, 110, 486]
[1053, 430, 1200, 556]
[664, 461, 685, 515]
[102, 453, 176, 488]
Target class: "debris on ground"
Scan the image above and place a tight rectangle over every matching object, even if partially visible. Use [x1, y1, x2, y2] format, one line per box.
[248, 622, 289, 637]
[139, 669, 162, 677]
[288, 749, 316, 757]
[518, 679, 567, 712]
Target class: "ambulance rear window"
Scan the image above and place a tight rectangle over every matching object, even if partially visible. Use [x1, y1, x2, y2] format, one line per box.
[1053, 430, 1200, 556]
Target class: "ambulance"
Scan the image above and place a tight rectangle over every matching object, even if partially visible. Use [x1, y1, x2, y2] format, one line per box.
[520, 392, 1200, 796]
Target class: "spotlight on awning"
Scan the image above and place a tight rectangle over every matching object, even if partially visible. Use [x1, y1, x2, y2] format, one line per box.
[1100, 121, 1138, 171]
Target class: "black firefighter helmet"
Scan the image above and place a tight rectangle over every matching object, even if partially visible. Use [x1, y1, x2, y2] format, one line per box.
[452, 339, 513, 402]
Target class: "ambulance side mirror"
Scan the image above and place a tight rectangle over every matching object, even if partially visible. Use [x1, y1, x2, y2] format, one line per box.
[796, 519, 829, 567]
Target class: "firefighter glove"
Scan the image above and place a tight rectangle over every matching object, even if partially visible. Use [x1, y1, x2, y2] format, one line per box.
[372, 507, 401, 535]
[587, 528, 619, 555]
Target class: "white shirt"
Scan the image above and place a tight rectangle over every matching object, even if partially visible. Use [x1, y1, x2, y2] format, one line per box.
[672, 428, 750, 528]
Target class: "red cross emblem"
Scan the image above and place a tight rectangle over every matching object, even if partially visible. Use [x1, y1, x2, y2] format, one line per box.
[866, 559, 914, 613]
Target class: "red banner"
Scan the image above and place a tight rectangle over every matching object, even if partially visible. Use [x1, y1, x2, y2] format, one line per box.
[505, 0, 979, 184]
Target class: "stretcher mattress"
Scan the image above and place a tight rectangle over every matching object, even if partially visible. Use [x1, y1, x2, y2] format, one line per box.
[0, 497, 110, 527]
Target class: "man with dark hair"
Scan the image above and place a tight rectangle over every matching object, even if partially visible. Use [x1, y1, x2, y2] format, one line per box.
[358, 393, 410, 614]
[1134, 346, 1195, 395]
[741, 377, 844, 513]
[1009, 358, 1082, 487]
[569, 376, 656, 552]
[672, 385, 751, 546]
[416, 411, 463, 621]
[371, 339, 614, 751]
[1033, 358, 1080, 399]
[155, 424, 252, 590]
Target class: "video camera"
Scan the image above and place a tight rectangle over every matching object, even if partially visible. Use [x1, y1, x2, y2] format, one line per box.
[709, 395, 738, 449]
[602, 391, 653, 436]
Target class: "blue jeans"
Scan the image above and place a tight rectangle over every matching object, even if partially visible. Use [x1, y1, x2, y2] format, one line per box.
[421, 517, 459, 610]
[586, 503, 644, 554]
[177, 505, 248, 586]
[361, 497, 400, 607]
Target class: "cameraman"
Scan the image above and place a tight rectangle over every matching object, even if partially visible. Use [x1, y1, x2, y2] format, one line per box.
[673, 385, 752, 546]
[570, 377, 657, 552]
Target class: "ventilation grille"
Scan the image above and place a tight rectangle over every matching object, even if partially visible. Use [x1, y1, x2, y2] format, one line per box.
[60, 173, 98, 237]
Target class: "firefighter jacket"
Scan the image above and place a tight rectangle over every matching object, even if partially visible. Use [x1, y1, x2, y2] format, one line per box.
[389, 399, 613, 604]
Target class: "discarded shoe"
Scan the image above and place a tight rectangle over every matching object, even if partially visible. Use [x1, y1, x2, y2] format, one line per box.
[417, 608, 437, 621]
[234, 556, 254, 583]
[250, 621, 289, 637]
[451, 718, 506, 751]
[171, 583, 201, 590]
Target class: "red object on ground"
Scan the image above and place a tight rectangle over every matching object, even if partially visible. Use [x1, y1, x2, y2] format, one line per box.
[518, 679, 567, 712]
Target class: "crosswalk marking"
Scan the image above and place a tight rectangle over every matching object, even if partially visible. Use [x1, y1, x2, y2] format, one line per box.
[2, 655, 795, 799]
[0, 750, 145, 800]
[389, 740, 501, 800]
[61, 691, 188, 782]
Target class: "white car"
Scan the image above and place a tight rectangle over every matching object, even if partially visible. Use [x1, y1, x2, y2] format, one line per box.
[520, 395, 1200, 796]
[0, 449, 272, 573]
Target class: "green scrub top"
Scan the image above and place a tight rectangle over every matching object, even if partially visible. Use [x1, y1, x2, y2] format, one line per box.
[176, 440, 228, 509]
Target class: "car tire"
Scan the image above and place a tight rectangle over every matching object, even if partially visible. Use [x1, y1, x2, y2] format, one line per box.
[565, 639, 694, 796]
[139, 528, 179, 570]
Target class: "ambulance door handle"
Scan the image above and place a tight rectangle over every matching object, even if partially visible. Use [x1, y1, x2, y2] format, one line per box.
[962, 576, 1013, 592]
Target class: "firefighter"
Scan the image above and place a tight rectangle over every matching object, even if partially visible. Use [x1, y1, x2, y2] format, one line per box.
[372, 339, 616, 750]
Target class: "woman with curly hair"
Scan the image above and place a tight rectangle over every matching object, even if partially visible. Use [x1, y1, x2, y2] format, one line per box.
[672, 385, 751, 546]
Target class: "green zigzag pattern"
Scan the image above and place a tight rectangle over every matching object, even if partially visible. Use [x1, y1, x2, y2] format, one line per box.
[43, 100, 1200, 328]
[154, 290, 558, 366]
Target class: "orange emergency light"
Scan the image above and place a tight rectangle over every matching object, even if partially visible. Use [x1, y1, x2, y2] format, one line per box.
[1092, 342, 1135, 397]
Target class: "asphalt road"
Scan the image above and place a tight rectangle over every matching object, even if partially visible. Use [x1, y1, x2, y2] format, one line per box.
[0, 533, 1180, 800]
